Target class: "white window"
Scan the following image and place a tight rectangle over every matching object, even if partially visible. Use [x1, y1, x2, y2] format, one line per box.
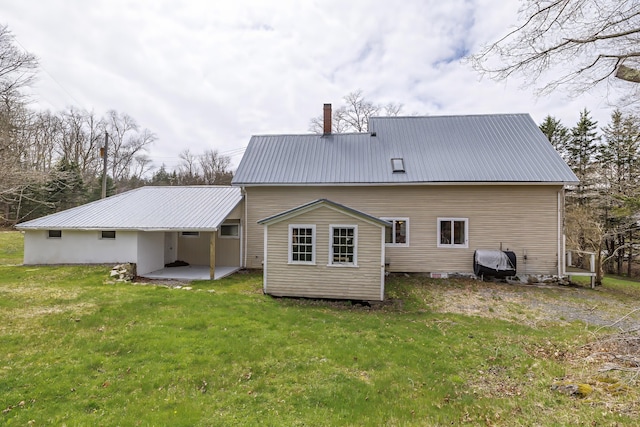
[47, 230, 62, 239]
[289, 225, 315, 264]
[181, 231, 200, 238]
[437, 218, 468, 248]
[329, 225, 357, 266]
[101, 230, 116, 240]
[382, 218, 409, 246]
[219, 223, 239, 238]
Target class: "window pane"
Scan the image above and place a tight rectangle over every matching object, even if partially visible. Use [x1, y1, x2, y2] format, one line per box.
[440, 221, 451, 245]
[48, 230, 62, 238]
[220, 224, 238, 237]
[453, 221, 465, 245]
[385, 226, 393, 243]
[291, 227, 314, 263]
[395, 220, 406, 244]
[332, 227, 355, 264]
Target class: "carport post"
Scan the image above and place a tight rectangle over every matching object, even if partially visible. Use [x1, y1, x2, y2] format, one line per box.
[209, 232, 216, 280]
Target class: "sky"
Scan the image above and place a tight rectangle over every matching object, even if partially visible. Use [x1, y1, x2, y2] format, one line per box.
[2, 0, 617, 171]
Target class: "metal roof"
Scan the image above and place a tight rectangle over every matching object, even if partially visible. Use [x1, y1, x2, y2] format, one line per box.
[258, 199, 392, 227]
[232, 114, 578, 185]
[16, 186, 243, 231]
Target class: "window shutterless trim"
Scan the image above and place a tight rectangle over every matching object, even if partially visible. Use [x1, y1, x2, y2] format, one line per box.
[436, 218, 468, 248]
[328, 224, 358, 267]
[381, 217, 409, 247]
[218, 223, 240, 239]
[288, 224, 316, 265]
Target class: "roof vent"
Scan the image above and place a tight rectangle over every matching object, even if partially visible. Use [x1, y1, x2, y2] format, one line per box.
[391, 158, 405, 173]
[370, 131, 377, 137]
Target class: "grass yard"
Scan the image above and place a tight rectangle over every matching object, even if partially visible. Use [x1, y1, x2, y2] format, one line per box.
[1, 231, 639, 426]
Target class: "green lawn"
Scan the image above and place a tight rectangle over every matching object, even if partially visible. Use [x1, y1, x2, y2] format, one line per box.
[0, 231, 637, 426]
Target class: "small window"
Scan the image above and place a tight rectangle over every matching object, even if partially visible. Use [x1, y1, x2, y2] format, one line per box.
[437, 218, 468, 248]
[382, 218, 409, 246]
[181, 231, 200, 237]
[219, 223, 239, 238]
[391, 158, 405, 173]
[48, 230, 62, 239]
[101, 230, 116, 240]
[330, 225, 357, 266]
[289, 225, 315, 264]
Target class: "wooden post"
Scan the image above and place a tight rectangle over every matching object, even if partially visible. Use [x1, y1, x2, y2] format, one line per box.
[590, 253, 596, 289]
[209, 232, 216, 280]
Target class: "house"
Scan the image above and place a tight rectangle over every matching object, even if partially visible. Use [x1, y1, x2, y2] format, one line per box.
[16, 186, 244, 280]
[231, 109, 578, 300]
[17, 109, 578, 301]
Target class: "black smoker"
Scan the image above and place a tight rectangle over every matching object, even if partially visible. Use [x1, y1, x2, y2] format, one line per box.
[473, 249, 517, 278]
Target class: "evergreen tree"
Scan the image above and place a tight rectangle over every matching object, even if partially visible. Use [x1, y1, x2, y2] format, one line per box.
[149, 164, 177, 186]
[598, 110, 640, 275]
[86, 176, 116, 202]
[566, 109, 600, 204]
[18, 159, 87, 221]
[539, 115, 570, 159]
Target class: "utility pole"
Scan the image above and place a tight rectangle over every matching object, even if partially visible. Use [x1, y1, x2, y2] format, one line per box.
[101, 131, 108, 199]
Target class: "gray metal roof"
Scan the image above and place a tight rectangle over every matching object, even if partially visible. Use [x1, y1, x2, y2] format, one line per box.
[232, 114, 578, 185]
[258, 199, 392, 227]
[17, 186, 243, 231]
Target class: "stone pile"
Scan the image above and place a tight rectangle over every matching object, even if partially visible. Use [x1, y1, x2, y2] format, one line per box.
[109, 263, 136, 282]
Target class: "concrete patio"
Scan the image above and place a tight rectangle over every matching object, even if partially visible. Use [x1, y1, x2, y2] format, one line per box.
[141, 265, 240, 281]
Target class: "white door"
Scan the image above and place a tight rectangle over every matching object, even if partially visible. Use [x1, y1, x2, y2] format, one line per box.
[164, 232, 177, 264]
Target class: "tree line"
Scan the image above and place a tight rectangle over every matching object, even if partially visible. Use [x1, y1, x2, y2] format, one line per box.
[0, 24, 232, 227]
[540, 109, 640, 282]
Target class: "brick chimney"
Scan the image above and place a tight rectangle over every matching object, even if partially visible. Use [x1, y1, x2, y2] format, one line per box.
[323, 103, 332, 135]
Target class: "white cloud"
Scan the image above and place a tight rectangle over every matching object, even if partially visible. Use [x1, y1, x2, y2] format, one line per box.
[2, 0, 618, 171]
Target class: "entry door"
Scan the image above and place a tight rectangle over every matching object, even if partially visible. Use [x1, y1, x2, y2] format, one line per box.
[164, 232, 177, 264]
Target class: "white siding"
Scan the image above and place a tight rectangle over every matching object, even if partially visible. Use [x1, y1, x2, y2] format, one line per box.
[23, 230, 138, 265]
[137, 232, 164, 275]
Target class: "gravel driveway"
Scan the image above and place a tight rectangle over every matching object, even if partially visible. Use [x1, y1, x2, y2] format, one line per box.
[426, 279, 640, 331]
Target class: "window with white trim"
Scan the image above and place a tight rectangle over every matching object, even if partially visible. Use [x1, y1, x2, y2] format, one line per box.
[437, 218, 468, 248]
[330, 225, 357, 266]
[289, 225, 315, 264]
[47, 230, 62, 239]
[382, 218, 409, 246]
[219, 223, 239, 238]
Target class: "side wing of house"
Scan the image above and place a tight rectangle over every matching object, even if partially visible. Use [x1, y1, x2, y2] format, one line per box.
[23, 229, 139, 265]
[259, 201, 387, 301]
[246, 185, 564, 276]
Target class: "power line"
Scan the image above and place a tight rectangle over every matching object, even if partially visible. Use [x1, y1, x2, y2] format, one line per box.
[10, 32, 86, 110]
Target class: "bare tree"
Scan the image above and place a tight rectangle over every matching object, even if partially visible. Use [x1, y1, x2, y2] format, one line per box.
[177, 148, 201, 184]
[0, 25, 41, 225]
[0, 24, 38, 104]
[199, 149, 232, 185]
[470, 0, 640, 101]
[105, 110, 156, 185]
[309, 90, 403, 133]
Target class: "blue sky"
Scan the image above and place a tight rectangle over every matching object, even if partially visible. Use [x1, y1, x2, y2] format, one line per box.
[2, 0, 615, 170]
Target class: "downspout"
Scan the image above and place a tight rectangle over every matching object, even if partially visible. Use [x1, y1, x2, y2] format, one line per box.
[557, 188, 563, 277]
[242, 186, 248, 269]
